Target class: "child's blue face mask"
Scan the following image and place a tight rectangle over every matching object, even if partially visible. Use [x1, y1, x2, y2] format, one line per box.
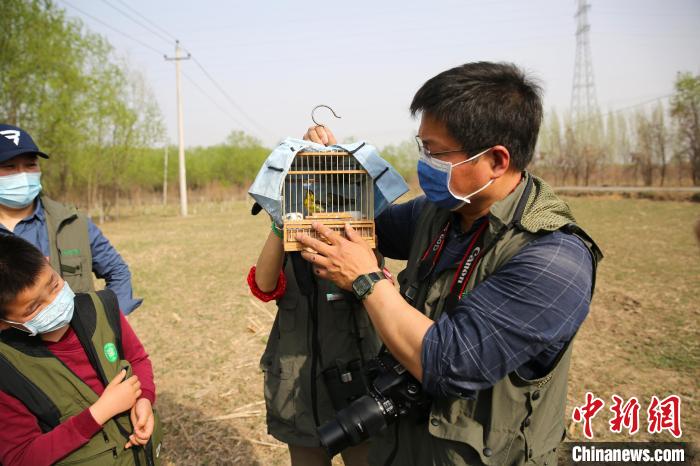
[417, 148, 493, 210]
[0, 172, 42, 209]
[3, 281, 75, 336]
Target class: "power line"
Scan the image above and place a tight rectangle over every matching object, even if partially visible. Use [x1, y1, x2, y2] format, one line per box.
[571, 93, 673, 126]
[181, 71, 250, 131]
[606, 94, 673, 115]
[67, 0, 269, 140]
[187, 54, 271, 139]
[86, 0, 269, 138]
[114, 0, 178, 42]
[59, 0, 166, 56]
[61, 0, 164, 55]
[100, 0, 172, 45]
[58, 0, 259, 135]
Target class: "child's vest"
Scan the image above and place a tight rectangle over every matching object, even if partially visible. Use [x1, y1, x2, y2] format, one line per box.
[0, 290, 162, 465]
[41, 194, 96, 294]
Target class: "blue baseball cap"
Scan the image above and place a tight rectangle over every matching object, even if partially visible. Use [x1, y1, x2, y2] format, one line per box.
[0, 124, 49, 163]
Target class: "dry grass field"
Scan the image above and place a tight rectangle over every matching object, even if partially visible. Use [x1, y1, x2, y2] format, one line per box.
[97, 196, 699, 465]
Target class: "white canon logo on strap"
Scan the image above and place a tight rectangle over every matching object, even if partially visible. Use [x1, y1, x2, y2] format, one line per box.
[0, 130, 20, 146]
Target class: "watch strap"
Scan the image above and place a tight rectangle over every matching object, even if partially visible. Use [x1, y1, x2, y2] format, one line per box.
[354, 271, 385, 300]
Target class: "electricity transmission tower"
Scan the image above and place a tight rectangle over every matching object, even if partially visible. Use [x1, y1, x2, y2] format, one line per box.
[571, 0, 599, 123]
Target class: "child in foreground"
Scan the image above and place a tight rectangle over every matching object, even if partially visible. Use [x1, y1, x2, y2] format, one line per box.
[0, 235, 161, 465]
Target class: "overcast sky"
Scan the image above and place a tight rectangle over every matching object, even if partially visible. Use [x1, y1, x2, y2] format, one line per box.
[58, 0, 700, 149]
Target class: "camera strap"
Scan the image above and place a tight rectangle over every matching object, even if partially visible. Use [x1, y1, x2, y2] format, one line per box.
[416, 221, 451, 281]
[443, 220, 489, 312]
[414, 218, 490, 314]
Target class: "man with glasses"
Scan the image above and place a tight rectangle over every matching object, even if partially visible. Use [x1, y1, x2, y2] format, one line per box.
[301, 61, 602, 465]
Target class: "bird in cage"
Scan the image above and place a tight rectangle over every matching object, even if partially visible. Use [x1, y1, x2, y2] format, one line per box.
[302, 188, 324, 214]
[249, 138, 409, 252]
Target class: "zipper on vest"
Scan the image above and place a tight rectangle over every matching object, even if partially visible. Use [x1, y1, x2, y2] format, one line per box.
[350, 306, 366, 365]
[309, 283, 321, 427]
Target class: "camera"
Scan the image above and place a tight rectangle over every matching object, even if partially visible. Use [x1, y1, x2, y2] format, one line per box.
[318, 349, 431, 457]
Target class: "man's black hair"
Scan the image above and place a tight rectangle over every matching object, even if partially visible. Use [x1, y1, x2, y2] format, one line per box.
[410, 61, 543, 170]
[0, 235, 47, 317]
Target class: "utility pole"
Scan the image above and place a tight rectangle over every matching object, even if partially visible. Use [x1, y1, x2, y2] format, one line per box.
[162, 143, 169, 205]
[165, 41, 191, 217]
[571, 0, 599, 123]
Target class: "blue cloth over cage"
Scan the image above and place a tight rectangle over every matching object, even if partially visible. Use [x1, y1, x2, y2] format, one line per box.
[248, 138, 409, 225]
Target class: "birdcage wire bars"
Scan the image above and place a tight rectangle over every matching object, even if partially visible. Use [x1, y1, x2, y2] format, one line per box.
[281, 150, 376, 252]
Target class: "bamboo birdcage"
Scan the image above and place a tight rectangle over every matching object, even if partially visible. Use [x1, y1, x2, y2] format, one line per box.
[282, 149, 376, 251]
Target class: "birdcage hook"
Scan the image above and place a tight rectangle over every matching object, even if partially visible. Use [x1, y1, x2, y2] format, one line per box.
[311, 105, 341, 127]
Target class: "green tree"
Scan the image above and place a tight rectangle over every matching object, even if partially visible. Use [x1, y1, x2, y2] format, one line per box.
[536, 109, 567, 184]
[0, 0, 164, 215]
[380, 140, 417, 183]
[631, 110, 655, 186]
[670, 72, 700, 185]
[650, 102, 668, 186]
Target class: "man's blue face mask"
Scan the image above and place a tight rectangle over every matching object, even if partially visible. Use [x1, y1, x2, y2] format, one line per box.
[0, 172, 42, 209]
[417, 149, 493, 210]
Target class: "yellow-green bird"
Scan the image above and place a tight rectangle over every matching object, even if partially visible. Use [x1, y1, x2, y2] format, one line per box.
[303, 190, 324, 214]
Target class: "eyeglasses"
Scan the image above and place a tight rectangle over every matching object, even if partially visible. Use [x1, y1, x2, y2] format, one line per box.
[415, 136, 466, 159]
[415, 136, 494, 162]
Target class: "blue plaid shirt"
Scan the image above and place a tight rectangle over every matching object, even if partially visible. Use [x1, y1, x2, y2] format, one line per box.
[376, 196, 593, 399]
[0, 199, 142, 315]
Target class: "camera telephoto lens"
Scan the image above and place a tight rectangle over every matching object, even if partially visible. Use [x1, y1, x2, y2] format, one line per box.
[318, 395, 389, 457]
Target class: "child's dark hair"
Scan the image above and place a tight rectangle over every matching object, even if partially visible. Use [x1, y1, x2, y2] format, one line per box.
[0, 235, 47, 317]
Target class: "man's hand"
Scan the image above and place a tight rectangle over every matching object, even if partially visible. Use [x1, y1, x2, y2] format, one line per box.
[125, 398, 155, 449]
[89, 370, 141, 425]
[296, 222, 379, 290]
[303, 126, 337, 146]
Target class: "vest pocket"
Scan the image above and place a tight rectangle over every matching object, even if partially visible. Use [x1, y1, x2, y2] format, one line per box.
[147, 408, 164, 464]
[428, 403, 522, 465]
[58, 254, 85, 278]
[330, 298, 369, 331]
[55, 442, 118, 465]
[530, 447, 559, 466]
[263, 357, 296, 425]
[277, 295, 298, 333]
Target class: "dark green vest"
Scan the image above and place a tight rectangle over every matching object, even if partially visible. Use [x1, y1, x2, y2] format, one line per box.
[260, 256, 382, 447]
[369, 173, 602, 466]
[0, 290, 162, 465]
[41, 194, 95, 293]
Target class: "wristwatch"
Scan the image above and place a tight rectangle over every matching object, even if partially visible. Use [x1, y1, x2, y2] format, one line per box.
[352, 271, 385, 301]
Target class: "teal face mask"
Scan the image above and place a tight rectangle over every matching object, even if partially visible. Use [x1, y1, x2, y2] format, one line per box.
[0, 172, 42, 209]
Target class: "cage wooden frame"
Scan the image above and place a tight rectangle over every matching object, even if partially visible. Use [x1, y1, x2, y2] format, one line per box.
[281, 149, 376, 252]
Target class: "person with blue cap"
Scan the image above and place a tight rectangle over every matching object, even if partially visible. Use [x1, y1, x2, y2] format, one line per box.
[0, 124, 142, 316]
